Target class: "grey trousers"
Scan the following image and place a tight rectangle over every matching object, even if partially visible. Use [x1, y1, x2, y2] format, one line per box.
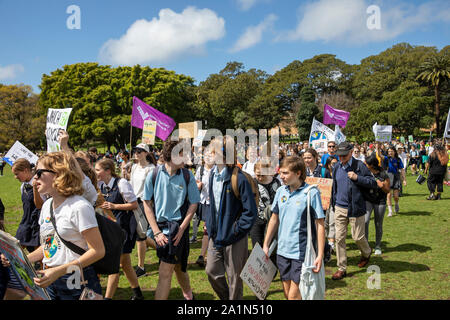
[205, 236, 248, 300]
[364, 201, 386, 249]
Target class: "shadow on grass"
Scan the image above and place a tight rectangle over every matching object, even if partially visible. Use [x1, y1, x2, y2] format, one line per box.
[398, 211, 432, 216]
[383, 243, 432, 253]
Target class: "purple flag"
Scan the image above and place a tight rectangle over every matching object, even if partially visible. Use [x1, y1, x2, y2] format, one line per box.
[131, 97, 176, 141]
[323, 104, 350, 128]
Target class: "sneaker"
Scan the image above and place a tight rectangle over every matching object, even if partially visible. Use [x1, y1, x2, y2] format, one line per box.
[329, 242, 335, 253]
[135, 266, 146, 278]
[395, 203, 399, 213]
[426, 194, 435, 200]
[189, 236, 197, 244]
[374, 248, 382, 255]
[435, 194, 441, 200]
[196, 255, 205, 267]
[387, 211, 393, 217]
[131, 294, 144, 300]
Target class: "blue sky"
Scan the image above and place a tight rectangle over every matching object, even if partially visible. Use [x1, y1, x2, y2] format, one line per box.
[0, 0, 449, 93]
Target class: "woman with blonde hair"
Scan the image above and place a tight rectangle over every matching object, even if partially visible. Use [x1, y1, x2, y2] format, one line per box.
[95, 158, 144, 300]
[2, 151, 105, 300]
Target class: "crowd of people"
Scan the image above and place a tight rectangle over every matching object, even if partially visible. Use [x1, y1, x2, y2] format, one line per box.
[0, 130, 449, 300]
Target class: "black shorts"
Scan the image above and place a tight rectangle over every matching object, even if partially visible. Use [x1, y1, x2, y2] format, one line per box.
[156, 222, 189, 272]
[277, 255, 303, 284]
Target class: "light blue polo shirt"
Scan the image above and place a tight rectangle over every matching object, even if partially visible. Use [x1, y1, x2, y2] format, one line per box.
[271, 183, 325, 260]
[143, 165, 200, 223]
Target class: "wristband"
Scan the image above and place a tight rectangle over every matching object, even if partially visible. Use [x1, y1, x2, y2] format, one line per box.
[154, 231, 162, 237]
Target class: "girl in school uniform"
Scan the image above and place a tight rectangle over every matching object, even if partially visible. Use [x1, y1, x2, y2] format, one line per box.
[11, 159, 42, 253]
[95, 158, 144, 300]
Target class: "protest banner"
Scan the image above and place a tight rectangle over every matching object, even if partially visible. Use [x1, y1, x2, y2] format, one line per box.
[323, 104, 350, 128]
[131, 97, 176, 141]
[45, 108, 72, 152]
[309, 118, 335, 153]
[400, 136, 405, 144]
[372, 122, 392, 142]
[142, 120, 157, 145]
[3, 141, 39, 166]
[334, 125, 346, 145]
[193, 129, 207, 147]
[305, 177, 333, 210]
[408, 135, 414, 143]
[444, 107, 450, 139]
[0, 230, 51, 300]
[240, 243, 277, 300]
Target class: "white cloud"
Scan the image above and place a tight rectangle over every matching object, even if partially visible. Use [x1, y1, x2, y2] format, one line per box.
[236, 0, 258, 11]
[99, 7, 225, 65]
[276, 0, 450, 44]
[0, 64, 24, 81]
[230, 14, 277, 53]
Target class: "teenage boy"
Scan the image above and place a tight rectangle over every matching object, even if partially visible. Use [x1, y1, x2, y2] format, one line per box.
[205, 136, 258, 300]
[263, 156, 325, 300]
[143, 140, 200, 300]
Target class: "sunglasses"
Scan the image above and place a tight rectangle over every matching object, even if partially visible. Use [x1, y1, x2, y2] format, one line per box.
[134, 148, 146, 154]
[35, 169, 55, 179]
[328, 145, 336, 148]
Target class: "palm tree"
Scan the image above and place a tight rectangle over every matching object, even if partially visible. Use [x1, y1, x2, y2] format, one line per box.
[416, 54, 450, 136]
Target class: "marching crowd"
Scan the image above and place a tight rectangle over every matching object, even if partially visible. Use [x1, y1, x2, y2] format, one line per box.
[0, 130, 449, 300]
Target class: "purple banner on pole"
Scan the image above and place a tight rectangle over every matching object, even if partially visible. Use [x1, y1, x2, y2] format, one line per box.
[323, 104, 350, 128]
[132, 97, 176, 141]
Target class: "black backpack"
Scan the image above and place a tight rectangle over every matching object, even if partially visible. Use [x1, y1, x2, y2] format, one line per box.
[49, 199, 125, 275]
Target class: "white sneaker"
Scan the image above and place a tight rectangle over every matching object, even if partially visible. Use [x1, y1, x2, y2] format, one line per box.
[388, 211, 393, 217]
[395, 203, 399, 213]
[374, 248, 382, 255]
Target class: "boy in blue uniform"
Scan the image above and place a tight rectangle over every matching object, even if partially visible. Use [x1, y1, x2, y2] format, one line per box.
[263, 156, 325, 300]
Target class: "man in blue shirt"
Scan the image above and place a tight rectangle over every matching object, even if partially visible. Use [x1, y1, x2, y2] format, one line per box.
[143, 140, 200, 300]
[331, 141, 376, 281]
[321, 141, 337, 166]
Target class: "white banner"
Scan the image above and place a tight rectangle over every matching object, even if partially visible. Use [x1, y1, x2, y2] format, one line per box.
[372, 122, 392, 142]
[240, 243, 277, 300]
[46, 108, 72, 152]
[334, 125, 346, 145]
[444, 108, 450, 139]
[3, 141, 39, 166]
[309, 118, 335, 153]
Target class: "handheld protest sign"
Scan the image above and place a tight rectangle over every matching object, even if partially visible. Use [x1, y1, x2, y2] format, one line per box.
[142, 120, 157, 145]
[3, 141, 39, 166]
[240, 242, 277, 300]
[305, 177, 332, 210]
[0, 230, 51, 300]
[46, 108, 72, 152]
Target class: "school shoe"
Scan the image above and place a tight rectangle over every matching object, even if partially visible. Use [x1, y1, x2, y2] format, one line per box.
[196, 255, 205, 267]
[131, 294, 145, 300]
[331, 270, 347, 280]
[358, 253, 371, 268]
[134, 266, 146, 278]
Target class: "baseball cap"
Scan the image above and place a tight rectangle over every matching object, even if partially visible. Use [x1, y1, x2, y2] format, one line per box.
[336, 141, 354, 156]
[134, 143, 149, 153]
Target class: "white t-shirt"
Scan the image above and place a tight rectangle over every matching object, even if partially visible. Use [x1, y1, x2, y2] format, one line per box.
[130, 163, 155, 199]
[195, 166, 213, 205]
[82, 174, 98, 206]
[39, 195, 98, 267]
[242, 161, 256, 178]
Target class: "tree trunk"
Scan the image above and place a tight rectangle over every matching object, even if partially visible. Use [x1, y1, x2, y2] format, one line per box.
[435, 85, 441, 136]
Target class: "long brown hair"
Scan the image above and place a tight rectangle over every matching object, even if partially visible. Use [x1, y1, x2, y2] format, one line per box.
[434, 145, 449, 166]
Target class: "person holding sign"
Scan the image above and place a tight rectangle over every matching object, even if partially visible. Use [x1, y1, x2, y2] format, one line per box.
[2, 151, 105, 300]
[263, 156, 325, 300]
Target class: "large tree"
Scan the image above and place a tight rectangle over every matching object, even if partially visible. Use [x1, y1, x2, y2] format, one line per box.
[39, 63, 196, 150]
[416, 51, 450, 136]
[0, 84, 45, 152]
[296, 86, 319, 141]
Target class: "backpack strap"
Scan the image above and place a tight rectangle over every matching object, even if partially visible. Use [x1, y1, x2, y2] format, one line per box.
[200, 165, 205, 181]
[321, 166, 326, 178]
[231, 166, 259, 206]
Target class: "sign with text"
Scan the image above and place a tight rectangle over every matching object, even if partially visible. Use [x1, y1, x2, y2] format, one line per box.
[240, 243, 277, 300]
[46, 108, 72, 152]
[0, 230, 51, 300]
[178, 121, 202, 139]
[305, 177, 333, 210]
[372, 122, 392, 142]
[309, 118, 335, 153]
[3, 141, 39, 166]
[142, 120, 157, 145]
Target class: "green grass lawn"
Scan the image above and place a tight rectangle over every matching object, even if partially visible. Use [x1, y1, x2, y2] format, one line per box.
[1, 164, 449, 300]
